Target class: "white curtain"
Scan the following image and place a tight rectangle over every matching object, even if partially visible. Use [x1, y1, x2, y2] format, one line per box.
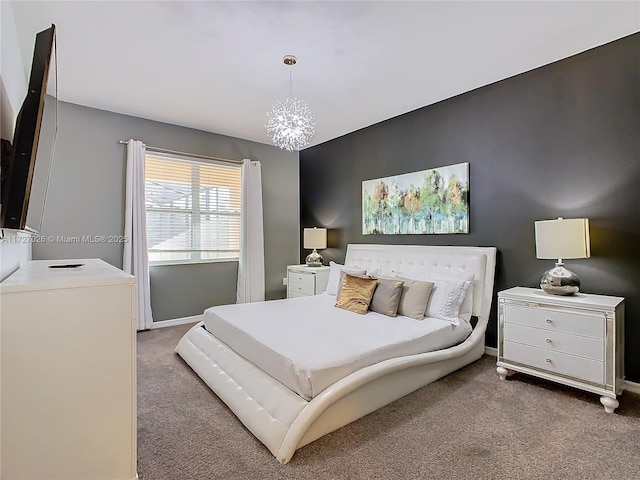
[237, 159, 265, 303]
[123, 139, 154, 330]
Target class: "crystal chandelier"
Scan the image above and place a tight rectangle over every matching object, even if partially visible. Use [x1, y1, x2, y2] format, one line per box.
[266, 55, 315, 151]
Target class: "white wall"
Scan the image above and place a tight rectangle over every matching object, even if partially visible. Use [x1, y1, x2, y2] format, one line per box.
[0, 0, 27, 138]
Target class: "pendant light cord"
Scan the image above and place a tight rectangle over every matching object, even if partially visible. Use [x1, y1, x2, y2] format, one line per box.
[289, 64, 293, 99]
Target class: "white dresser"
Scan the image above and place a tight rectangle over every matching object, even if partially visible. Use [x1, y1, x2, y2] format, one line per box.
[497, 287, 624, 413]
[0, 259, 137, 479]
[287, 264, 330, 298]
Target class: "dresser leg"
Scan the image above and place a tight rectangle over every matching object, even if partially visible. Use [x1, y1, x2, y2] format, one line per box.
[496, 366, 514, 381]
[599, 396, 619, 414]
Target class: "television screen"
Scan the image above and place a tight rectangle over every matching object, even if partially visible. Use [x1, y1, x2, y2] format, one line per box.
[1, 24, 56, 231]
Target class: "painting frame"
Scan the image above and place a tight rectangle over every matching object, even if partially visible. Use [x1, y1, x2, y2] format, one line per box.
[362, 162, 469, 235]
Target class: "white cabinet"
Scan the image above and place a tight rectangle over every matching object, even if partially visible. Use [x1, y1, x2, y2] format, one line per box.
[0, 259, 137, 479]
[287, 264, 330, 298]
[497, 287, 624, 413]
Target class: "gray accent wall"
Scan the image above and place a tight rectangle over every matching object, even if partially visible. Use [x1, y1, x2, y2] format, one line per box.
[299, 34, 640, 381]
[31, 100, 299, 320]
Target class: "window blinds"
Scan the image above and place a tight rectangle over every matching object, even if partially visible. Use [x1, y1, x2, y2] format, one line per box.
[144, 152, 242, 265]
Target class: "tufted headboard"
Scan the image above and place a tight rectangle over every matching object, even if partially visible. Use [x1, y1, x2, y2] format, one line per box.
[344, 244, 497, 323]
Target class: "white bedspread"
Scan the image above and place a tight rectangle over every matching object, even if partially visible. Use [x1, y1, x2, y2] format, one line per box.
[202, 294, 471, 400]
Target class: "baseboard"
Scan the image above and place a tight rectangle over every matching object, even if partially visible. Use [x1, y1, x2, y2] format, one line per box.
[484, 346, 497, 357]
[148, 315, 202, 329]
[625, 380, 640, 395]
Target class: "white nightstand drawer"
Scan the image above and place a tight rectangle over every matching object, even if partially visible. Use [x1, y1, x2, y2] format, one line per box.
[288, 271, 315, 286]
[286, 265, 330, 299]
[504, 304, 604, 338]
[288, 281, 315, 296]
[287, 289, 310, 299]
[503, 341, 604, 384]
[503, 323, 604, 361]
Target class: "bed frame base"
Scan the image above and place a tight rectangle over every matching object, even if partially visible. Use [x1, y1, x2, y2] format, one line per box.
[176, 244, 496, 463]
[177, 322, 485, 464]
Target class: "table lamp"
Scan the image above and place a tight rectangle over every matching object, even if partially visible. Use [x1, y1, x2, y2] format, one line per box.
[303, 227, 327, 267]
[534, 217, 590, 295]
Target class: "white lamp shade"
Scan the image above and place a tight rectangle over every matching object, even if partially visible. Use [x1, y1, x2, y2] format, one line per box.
[303, 228, 327, 249]
[535, 218, 590, 260]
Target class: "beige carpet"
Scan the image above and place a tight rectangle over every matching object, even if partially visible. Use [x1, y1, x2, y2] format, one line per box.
[137, 324, 640, 480]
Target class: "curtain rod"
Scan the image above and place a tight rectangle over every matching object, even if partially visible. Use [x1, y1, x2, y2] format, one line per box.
[117, 140, 243, 165]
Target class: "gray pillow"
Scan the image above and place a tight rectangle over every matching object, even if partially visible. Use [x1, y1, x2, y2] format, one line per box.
[369, 278, 405, 317]
[394, 276, 435, 320]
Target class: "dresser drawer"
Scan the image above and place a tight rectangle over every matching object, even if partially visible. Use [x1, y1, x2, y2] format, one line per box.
[503, 323, 604, 361]
[504, 304, 604, 338]
[503, 341, 604, 384]
[288, 281, 315, 296]
[288, 270, 316, 287]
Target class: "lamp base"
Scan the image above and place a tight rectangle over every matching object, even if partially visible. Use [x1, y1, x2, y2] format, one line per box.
[305, 249, 324, 267]
[540, 263, 581, 296]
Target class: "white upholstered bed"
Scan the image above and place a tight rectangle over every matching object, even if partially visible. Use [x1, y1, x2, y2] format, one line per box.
[176, 244, 497, 463]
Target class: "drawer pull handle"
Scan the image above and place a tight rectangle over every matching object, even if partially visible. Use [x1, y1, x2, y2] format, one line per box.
[545, 358, 552, 363]
[546, 319, 552, 324]
[545, 338, 552, 344]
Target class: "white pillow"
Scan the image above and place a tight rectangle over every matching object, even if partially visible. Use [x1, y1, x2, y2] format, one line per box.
[439, 273, 475, 323]
[403, 272, 473, 325]
[458, 279, 474, 323]
[427, 278, 471, 325]
[326, 261, 367, 295]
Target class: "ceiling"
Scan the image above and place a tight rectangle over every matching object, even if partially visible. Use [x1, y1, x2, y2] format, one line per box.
[9, 1, 640, 150]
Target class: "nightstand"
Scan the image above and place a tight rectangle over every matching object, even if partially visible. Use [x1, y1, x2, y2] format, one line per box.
[497, 287, 625, 413]
[287, 265, 330, 298]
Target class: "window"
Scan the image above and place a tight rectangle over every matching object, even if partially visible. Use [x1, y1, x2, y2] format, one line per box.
[145, 152, 242, 265]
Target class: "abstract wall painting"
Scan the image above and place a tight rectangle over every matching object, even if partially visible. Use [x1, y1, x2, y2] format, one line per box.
[362, 162, 469, 235]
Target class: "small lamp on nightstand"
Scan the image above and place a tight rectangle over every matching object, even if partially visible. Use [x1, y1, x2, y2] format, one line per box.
[303, 227, 327, 267]
[534, 217, 590, 295]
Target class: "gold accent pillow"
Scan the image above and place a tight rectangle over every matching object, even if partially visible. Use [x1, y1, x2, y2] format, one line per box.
[335, 274, 379, 314]
[336, 270, 370, 298]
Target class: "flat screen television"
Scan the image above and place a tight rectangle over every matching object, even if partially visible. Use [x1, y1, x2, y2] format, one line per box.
[1, 24, 55, 231]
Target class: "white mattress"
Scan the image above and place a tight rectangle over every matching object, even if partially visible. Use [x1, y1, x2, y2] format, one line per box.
[202, 294, 471, 400]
